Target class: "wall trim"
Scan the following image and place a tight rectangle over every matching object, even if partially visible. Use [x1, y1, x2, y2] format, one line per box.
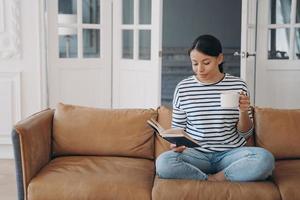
[0, 71, 21, 159]
[0, 135, 12, 144]
[0, 145, 14, 159]
[0, 0, 5, 33]
[0, 71, 21, 124]
[0, 0, 21, 59]
[40, 0, 49, 109]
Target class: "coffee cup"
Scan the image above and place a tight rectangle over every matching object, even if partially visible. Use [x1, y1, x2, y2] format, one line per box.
[220, 91, 240, 108]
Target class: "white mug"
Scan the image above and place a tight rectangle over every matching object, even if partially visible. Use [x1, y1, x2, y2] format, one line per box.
[220, 91, 240, 108]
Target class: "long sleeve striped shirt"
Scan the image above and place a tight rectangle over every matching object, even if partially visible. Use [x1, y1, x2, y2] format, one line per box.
[172, 73, 253, 152]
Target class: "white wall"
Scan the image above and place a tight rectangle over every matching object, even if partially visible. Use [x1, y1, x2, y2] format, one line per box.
[0, 0, 44, 158]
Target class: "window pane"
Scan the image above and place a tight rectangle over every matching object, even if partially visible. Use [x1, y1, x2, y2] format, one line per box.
[123, 0, 134, 24]
[139, 30, 151, 60]
[58, 0, 77, 25]
[82, 0, 100, 24]
[58, 0, 77, 15]
[297, 0, 300, 23]
[83, 29, 100, 58]
[295, 28, 300, 59]
[122, 30, 133, 59]
[59, 27, 78, 58]
[139, 0, 151, 24]
[268, 28, 290, 59]
[270, 0, 291, 24]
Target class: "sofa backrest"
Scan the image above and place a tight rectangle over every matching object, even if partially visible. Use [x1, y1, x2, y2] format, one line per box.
[254, 107, 300, 159]
[155, 106, 255, 158]
[155, 106, 173, 158]
[53, 103, 157, 159]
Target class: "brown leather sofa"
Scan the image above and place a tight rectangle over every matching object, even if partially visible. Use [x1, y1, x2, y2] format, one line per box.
[12, 103, 300, 200]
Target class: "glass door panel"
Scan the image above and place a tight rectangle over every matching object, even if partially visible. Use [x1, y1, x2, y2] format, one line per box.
[123, 0, 134, 24]
[82, 0, 100, 24]
[268, 28, 290, 59]
[58, 0, 78, 58]
[83, 29, 100, 58]
[139, 0, 151, 24]
[268, 0, 300, 60]
[139, 30, 151, 60]
[122, 30, 134, 59]
[270, 0, 291, 24]
[59, 0, 77, 15]
[59, 28, 78, 58]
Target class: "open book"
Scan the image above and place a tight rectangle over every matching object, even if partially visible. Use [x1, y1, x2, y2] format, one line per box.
[147, 118, 200, 148]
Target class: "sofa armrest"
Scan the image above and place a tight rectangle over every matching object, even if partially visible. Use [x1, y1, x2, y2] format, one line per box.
[12, 109, 54, 200]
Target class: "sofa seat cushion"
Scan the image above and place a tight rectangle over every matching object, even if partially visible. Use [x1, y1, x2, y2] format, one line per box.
[272, 160, 300, 200]
[152, 176, 281, 200]
[28, 156, 154, 200]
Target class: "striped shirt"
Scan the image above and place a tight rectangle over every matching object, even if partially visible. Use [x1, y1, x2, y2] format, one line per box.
[172, 73, 253, 152]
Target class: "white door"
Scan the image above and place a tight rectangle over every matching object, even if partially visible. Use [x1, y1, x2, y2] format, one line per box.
[47, 0, 162, 109]
[255, 0, 300, 108]
[47, 0, 112, 108]
[112, 0, 162, 108]
[240, 0, 258, 105]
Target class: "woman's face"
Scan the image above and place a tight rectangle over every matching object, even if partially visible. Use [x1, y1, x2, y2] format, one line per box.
[190, 49, 223, 81]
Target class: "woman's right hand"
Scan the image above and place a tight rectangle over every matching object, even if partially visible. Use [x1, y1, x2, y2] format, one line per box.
[170, 143, 186, 153]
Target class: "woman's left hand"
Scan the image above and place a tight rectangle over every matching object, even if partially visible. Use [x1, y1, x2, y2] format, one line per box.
[239, 92, 250, 113]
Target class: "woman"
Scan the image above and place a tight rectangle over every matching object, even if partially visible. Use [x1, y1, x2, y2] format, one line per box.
[156, 35, 274, 182]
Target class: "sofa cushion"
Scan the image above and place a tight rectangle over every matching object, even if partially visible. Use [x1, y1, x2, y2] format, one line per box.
[272, 160, 300, 200]
[254, 107, 300, 159]
[28, 156, 154, 200]
[152, 176, 281, 200]
[53, 103, 157, 159]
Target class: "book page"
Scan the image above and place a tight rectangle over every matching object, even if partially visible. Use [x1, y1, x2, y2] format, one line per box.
[149, 119, 165, 132]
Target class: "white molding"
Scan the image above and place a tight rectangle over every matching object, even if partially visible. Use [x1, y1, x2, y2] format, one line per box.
[0, 144, 14, 159]
[0, 0, 21, 59]
[0, 0, 5, 33]
[39, 0, 49, 108]
[0, 71, 20, 159]
[0, 135, 11, 144]
[0, 71, 21, 143]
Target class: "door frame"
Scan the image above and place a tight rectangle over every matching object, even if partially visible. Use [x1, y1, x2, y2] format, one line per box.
[240, 0, 258, 105]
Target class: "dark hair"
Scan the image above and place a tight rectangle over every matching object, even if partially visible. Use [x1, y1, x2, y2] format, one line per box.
[188, 34, 224, 73]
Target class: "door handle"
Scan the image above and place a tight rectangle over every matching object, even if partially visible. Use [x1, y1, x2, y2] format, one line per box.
[233, 51, 256, 58]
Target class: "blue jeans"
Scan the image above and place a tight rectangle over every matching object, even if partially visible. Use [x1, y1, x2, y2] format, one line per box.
[156, 147, 275, 182]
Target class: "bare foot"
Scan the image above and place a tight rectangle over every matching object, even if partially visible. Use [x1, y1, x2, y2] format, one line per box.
[207, 171, 226, 182]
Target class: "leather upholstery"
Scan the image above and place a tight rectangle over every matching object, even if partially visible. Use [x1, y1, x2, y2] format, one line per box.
[272, 160, 300, 200]
[245, 106, 255, 146]
[155, 106, 173, 158]
[14, 109, 54, 200]
[254, 107, 300, 159]
[28, 156, 154, 200]
[152, 176, 281, 200]
[53, 103, 157, 159]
